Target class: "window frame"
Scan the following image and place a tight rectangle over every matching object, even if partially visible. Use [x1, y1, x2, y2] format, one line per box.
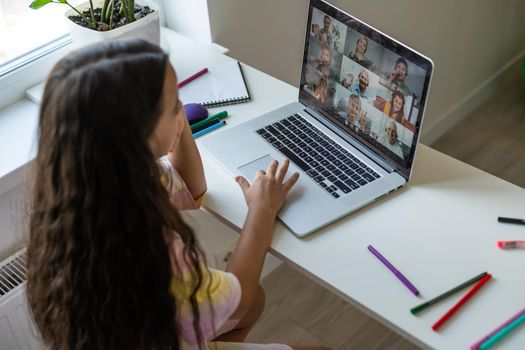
[0, 34, 72, 110]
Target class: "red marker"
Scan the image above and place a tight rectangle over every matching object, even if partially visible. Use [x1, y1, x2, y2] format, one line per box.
[178, 68, 208, 88]
[432, 273, 492, 331]
[497, 240, 525, 249]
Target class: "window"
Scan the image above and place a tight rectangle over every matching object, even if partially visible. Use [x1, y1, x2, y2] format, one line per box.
[0, 1, 77, 75]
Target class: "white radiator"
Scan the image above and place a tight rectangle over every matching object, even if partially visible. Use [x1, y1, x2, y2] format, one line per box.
[0, 249, 40, 350]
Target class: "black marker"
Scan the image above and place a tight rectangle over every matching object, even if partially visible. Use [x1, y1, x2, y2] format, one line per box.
[498, 217, 525, 225]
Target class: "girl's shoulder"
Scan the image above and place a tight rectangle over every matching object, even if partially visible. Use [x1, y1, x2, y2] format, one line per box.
[158, 156, 198, 210]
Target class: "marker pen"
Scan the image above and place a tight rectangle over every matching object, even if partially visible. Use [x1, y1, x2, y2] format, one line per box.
[497, 240, 525, 249]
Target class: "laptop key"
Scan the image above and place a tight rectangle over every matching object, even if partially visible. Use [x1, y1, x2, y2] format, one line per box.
[310, 160, 319, 167]
[333, 169, 342, 176]
[266, 125, 279, 135]
[326, 187, 334, 193]
[326, 164, 336, 171]
[344, 179, 359, 190]
[339, 174, 349, 181]
[306, 169, 318, 177]
[333, 180, 351, 193]
[272, 141, 283, 148]
[327, 175, 337, 182]
[319, 182, 327, 188]
[277, 146, 310, 172]
[321, 170, 331, 177]
[357, 179, 368, 186]
[314, 175, 325, 183]
[304, 156, 313, 163]
[256, 128, 266, 135]
[362, 173, 375, 182]
[331, 192, 340, 198]
[273, 122, 285, 131]
[351, 174, 361, 181]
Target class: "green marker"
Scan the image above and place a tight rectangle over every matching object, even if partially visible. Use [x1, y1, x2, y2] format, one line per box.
[191, 111, 228, 130]
[410, 272, 487, 315]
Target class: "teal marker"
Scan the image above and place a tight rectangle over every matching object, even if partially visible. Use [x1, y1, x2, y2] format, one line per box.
[192, 120, 226, 138]
[479, 313, 525, 350]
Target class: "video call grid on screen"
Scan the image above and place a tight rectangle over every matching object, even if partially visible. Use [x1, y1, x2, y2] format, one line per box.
[299, 0, 433, 176]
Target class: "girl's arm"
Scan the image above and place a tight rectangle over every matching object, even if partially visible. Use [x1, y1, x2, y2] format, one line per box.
[226, 159, 299, 320]
[167, 114, 207, 199]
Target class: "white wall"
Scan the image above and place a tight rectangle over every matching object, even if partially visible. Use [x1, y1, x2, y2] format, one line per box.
[0, 183, 27, 261]
[163, 0, 212, 44]
[208, 0, 525, 142]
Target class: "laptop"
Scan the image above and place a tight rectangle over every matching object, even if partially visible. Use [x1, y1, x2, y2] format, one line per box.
[201, 0, 434, 237]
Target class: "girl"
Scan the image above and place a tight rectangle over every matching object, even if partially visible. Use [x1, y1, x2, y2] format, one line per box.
[383, 90, 407, 124]
[27, 40, 330, 350]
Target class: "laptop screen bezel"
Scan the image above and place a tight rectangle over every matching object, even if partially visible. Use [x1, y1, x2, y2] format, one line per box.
[299, 0, 434, 179]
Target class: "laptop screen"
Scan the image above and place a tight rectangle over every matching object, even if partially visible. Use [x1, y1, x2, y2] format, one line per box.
[299, 0, 433, 178]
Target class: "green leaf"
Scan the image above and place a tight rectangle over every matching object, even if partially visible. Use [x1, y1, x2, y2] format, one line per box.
[29, 0, 55, 9]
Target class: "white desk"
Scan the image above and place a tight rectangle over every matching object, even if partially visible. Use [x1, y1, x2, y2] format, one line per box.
[165, 29, 525, 349]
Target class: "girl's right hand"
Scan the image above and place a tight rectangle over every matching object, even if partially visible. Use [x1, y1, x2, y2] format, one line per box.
[235, 159, 299, 219]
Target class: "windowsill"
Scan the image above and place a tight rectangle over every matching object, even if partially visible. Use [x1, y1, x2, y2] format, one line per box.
[0, 27, 229, 196]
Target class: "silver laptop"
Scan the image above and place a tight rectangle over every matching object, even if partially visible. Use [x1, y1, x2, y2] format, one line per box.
[201, 0, 434, 237]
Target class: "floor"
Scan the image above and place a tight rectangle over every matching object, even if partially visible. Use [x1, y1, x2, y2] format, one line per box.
[247, 77, 525, 349]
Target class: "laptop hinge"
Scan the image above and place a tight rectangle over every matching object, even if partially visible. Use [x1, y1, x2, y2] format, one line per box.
[302, 106, 396, 174]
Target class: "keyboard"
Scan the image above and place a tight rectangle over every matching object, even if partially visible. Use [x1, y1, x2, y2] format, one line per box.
[255, 114, 380, 199]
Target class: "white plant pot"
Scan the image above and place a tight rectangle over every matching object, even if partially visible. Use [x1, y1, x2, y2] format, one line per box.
[65, 0, 160, 48]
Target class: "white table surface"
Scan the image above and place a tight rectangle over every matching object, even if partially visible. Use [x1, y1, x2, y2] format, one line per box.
[165, 28, 525, 349]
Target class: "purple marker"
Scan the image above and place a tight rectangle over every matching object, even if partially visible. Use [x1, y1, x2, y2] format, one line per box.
[368, 245, 420, 296]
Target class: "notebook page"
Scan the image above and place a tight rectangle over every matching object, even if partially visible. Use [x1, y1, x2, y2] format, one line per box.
[178, 61, 249, 105]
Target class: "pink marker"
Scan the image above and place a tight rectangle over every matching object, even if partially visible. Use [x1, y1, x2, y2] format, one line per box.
[497, 240, 525, 249]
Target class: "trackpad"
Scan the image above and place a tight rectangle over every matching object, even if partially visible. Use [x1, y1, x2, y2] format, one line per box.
[238, 154, 275, 182]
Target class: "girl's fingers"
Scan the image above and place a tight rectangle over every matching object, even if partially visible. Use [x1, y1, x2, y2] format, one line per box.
[254, 170, 266, 180]
[266, 159, 278, 177]
[282, 172, 300, 193]
[276, 159, 290, 182]
[235, 176, 251, 195]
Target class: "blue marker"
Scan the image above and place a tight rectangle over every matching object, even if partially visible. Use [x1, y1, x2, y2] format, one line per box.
[192, 120, 226, 138]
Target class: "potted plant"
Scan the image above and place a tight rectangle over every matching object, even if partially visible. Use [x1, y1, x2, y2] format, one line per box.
[29, 0, 160, 48]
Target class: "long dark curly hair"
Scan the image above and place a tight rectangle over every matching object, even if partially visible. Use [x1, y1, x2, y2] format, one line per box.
[27, 39, 207, 349]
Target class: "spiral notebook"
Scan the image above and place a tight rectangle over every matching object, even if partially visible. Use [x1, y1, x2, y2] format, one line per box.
[178, 61, 250, 108]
